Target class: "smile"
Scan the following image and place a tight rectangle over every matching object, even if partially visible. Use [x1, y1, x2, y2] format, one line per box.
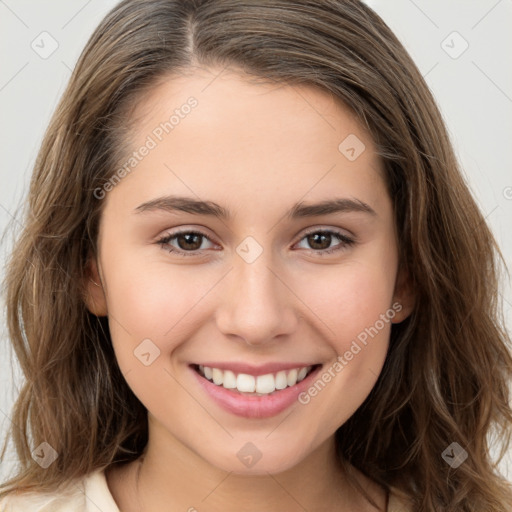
[191, 362, 322, 418]
[196, 364, 315, 395]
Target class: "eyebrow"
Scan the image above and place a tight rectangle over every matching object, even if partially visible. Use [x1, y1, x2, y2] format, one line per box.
[133, 195, 377, 219]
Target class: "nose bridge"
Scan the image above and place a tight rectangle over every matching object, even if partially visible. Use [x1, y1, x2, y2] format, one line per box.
[215, 240, 297, 344]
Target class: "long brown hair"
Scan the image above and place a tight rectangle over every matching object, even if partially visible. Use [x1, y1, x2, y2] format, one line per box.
[1, 1, 511, 510]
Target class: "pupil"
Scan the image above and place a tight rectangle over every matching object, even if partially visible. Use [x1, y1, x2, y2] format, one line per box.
[309, 233, 331, 250]
[178, 233, 202, 250]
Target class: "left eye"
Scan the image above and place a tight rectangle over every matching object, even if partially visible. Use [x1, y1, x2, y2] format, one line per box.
[156, 229, 355, 257]
[157, 231, 216, 256]
[294, 230, 355, 254]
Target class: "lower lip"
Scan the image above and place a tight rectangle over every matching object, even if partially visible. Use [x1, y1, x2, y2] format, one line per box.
[191, 365, 322, 419]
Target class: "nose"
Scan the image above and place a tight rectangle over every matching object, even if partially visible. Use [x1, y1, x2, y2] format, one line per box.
[215, 249, 299, 346]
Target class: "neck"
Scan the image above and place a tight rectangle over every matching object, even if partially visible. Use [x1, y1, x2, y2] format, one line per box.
[141, 441, 340, 510]
[108, 416, 387, 512]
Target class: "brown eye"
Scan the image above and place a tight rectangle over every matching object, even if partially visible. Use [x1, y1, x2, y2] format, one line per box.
[306, 232, 333, 250]
[157, 230, 216, 257]
[295, 229, 355, 255]
[175, 233, 203, 251]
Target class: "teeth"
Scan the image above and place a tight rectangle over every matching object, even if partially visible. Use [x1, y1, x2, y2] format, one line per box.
[297, 367, 308, 382]
[256, 374, 275, 394]
[198, 365, 313, 395]
[275, 371, 288, 390]
[223, 370, 237, 389]
[287, 369, 298, 386]
[212, 368, 224, 385]
[237, 373, 256, 392]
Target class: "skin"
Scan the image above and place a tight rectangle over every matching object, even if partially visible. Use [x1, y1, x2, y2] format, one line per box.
[85, 66, 413, 511]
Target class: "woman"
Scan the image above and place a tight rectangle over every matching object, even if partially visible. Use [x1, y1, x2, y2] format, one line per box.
[1, 1, 511, 510]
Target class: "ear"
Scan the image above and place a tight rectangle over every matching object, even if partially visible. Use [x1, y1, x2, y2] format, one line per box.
[391, 266, 415, 324]
[82, 254, 108, 317]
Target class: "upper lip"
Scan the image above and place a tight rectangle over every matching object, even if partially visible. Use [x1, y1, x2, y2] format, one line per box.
[193, 362, 319, 376]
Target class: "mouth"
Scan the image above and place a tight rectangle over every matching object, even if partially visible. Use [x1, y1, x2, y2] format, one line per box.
[190, 362, 322, 418]
[192, 363, 319, 396]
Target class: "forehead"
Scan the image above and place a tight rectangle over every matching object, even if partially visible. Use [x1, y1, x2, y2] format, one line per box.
[105, 67, 387, 217]
[132, 66, 373, 146]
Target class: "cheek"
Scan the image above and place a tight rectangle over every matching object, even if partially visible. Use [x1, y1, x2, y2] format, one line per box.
[100, 253, 215, 420]
[292, 257, 396, 427]
[294, 256, 396, 348]
[101, 249, 218, 366]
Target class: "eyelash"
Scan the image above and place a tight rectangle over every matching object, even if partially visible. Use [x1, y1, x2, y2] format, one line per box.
[156, 228, 355, 258]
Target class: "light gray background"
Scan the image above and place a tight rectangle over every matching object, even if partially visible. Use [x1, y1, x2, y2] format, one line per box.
[1, 0, 511, 483]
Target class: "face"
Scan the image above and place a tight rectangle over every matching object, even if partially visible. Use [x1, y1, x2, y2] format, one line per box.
[86, 67, 412, 475]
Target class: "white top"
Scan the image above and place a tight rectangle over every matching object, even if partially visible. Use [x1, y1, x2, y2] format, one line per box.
[0, 469, 412, 511]
[0, 470, 119, 512]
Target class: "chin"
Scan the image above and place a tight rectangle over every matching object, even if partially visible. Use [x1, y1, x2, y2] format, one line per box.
[199, 439, 311, 476]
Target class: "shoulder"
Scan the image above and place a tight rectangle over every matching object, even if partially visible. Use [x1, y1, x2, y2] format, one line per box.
[388, 485, 414, 512]
[0, 469, 119, 512]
